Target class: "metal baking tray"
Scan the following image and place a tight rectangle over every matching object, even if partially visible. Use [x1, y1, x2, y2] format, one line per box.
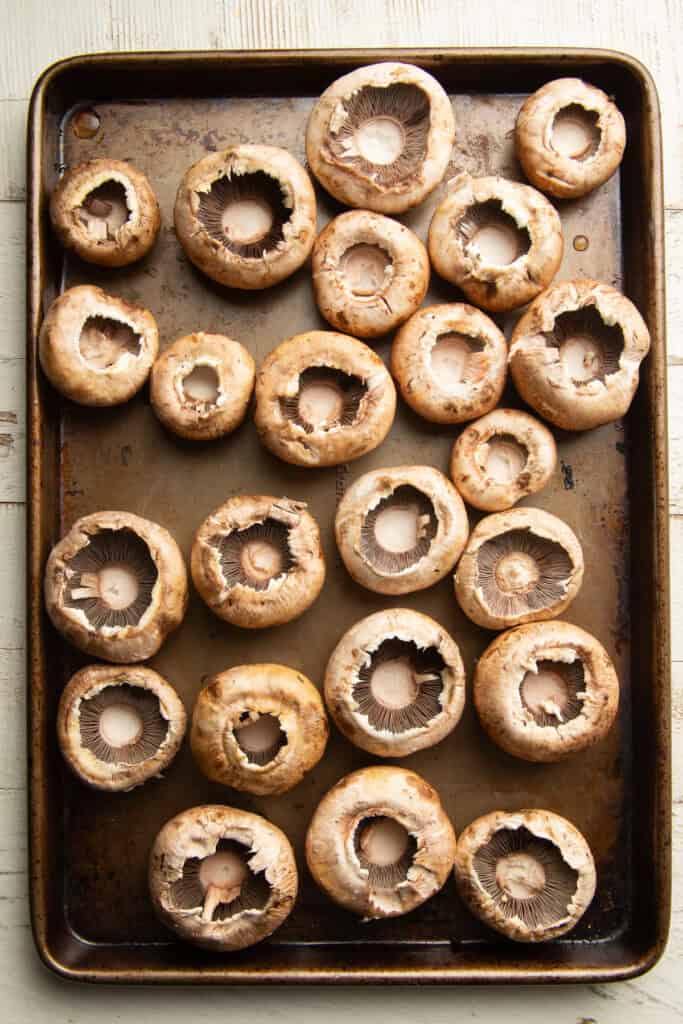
[27, 48, 669, 984]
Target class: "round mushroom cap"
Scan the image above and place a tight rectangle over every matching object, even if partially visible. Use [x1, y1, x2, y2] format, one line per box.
[39, 285, 159, 407]
[450, 408, 557, 512]
[454, 807, 597, 942]
[57, 664, 186, 791]
[312, 210, 429, 339]
[454, 507, 583, 630]
[516, 78, 626, 199]
[306, 61, 455, 214]
[49, 158, 160, 267]
[474, 620, 619, 762]
[150, 331, 255, 441]
[149, 804, 298, 951]
[191, 495, 325, 629]
[174, 145, 317, 290]
[306, 766, 456, 919]
[509, 279, 651, 431]
[336, 465, 469, 596]
[390, 303, 508, 425]
[254, 330, 396, 468]
[191, 663, 328, 795]
[427, 175, 563, 313]
[324, 608, 465, 757]
[44, 510, 188, 663]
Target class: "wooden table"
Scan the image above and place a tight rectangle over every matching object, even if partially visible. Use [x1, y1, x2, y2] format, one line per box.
[2, 1, 680, 1018]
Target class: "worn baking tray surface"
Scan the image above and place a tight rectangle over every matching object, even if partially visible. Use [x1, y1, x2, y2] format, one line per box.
[27, 49, 669, 983]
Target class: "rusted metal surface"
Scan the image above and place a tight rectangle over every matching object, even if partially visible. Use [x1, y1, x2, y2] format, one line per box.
[26, 49, 669, 983]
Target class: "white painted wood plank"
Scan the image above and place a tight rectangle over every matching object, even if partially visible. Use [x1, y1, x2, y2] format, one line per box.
[0, 203, 25, 502]
[0, 100, 27, 202]
[110, 0, 228, 51]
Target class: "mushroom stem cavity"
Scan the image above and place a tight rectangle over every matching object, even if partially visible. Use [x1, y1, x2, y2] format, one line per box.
[182, 363, 220, 404]
[549, 307, 624, 384]
[520, 659, 585, 726]
[65, 528, 158, 628]
[280, 366, 367, 433]
[429, 332, 486, 389]
[340, 243, 392, 296]
[353, 637, 445, 733]
[78, 315, 142, 370]
[477, 529, 573, 618]
[79, 683, 169, 765]
[170, 839, 271, 923]
[480, 435, 528, 485]
[234, 712, 287, 765]
[197, 170, 289, 258]
[354, 116, 406, 165]
[212, 519, 293, 591]
[459, 200, 530, 266]
[77, 180, 130, 240]
[355, 815, 418, 887]
[551, 105, 601, 160]
[362, 485, 438, 572]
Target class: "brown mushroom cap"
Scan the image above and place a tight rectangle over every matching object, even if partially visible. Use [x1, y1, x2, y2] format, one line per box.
[149, 804, 298, 951]
[39, 285, 159, 407]
[306, 766, 456, 919]
[57, 664, 186, 791]
[427, 175, 563, 313]
[450, 408, 557, 512]
[306, 62, 455, 214]
[509, 279, 651, 431]
[44, 511, 188, 663]
[191, 663, 328, 795]
[174, 145, 316, 290]
[191, 495, 325, 629]
[454, 808, 596, 942]
[50, 158, 160, 267]
[336, 465, 469, 595]
[312, 210, 429, 339]
[254, 330, 396, 468]
[454, 507, 583, 630]
[390, 303, 508, 425]
[516, 78, 626, 200]
[150, 331, 255, 441]
[473, 620, 619, 762]
[324, 608, 465, 757]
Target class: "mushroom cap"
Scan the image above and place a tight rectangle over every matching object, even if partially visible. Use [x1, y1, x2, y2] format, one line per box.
[427, 174, 563, 313]
[254, 330, 396, 468]
[324, 608, 466, 757]
[509, 279, 651, 431]
[150, 331, 255, 441]
[174, 145, 317, 290]
[450, 408, 557, 512]
[454, 807, 597, 942]
[312, 210, 429, 339]
[191, 663, 329, 795]
[305, 766, 456, 919]
[516, 78, 626, 199]
[306, 61, 455, 213]
[473, 620, 619, 761]
[335, 465, 469, 595]
[390, 303, 508, 424]
[454, 506, 583, 630]
[49, 158, 160, 267]
[38, 285, 159, 407]
[149, 804, 298, 951]
[57, 663, 187, 791]
[44, 510, 188, 663]
[191, 495, 325, 629]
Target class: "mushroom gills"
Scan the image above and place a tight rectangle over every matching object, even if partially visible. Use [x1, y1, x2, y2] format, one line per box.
[64, 528, 158, 629]
[477, 434, 528, 484]
[476, 528, 574, 618]
[551, 105, 601, 160]
[352, 637, 445, 733]
[182, 364, 220, 404]
[280, 366, 367, 432]
[545, 307, 623, 384]
[169, 839, 271, 921]
[78, 315, 142, 370]
[79, 683, 169, 765]
[430, 332, 487, 390]
[76, 180, 130, 240]
[520, 659, 585, 727]
[339, 244, 392, 297]
[234, 712, 287, 765]
[197, 170, 289, 258]
[472, 826, 579, 929]
[458, 200, 530, 266]
[360, 485, 438, 572]
[354, 815, 418, 887]
[212, 519, 294, 591]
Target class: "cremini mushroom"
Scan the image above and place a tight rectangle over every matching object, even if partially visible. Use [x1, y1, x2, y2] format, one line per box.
[336, 465, 468, 595]
[191, 663, 328, 795]
[454, 808, 597, 942]
[50, 158, 160, 267]
[44, 511, 188, 663]
[254, 330, 396, 468]
[454, 507, 583, 630]
[149, 804, 297, 951]
[390, 303, 508, 424]
[306, 61, 455, 214]
[306, 766, 456, 919]
[516, 78, 626, 199]
[312, 210, 429, 338]
[150, 331, 255, 441]
[450, 408, 557, 512]
[39, 285, 159, 406]
[57, 664, 186, 791]
[191, 495, 325, 629]
[174, 145, 316, 289]
[428, 175, 563, 313]
[509, 279, 651, 431]
[324, 608, 465, 757]
[474, 620, 619, 761]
